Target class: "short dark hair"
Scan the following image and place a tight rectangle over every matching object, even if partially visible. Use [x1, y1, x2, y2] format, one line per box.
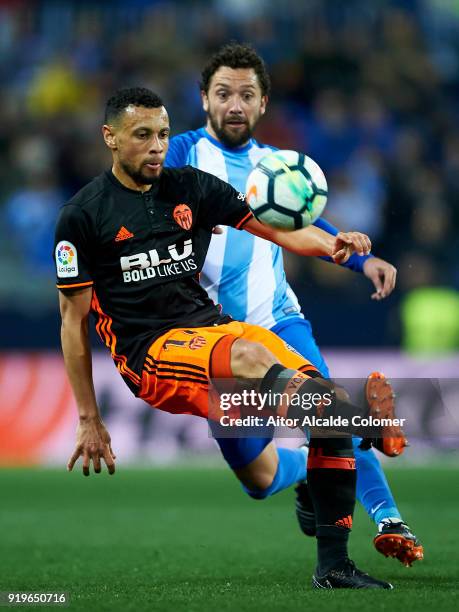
[104, 87, 164, 124]
[200, 42, 271, 97]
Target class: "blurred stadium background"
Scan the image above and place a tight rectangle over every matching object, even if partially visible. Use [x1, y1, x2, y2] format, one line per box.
[1, 0, 459, 466]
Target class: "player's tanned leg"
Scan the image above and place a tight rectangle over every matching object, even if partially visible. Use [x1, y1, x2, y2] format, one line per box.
[230, 341, 372, 436]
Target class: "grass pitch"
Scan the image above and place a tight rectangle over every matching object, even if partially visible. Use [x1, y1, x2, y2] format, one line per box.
[0, 466, 457, 611]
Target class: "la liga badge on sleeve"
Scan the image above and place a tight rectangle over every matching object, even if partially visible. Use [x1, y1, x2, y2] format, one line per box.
[55, 241, 79, 278]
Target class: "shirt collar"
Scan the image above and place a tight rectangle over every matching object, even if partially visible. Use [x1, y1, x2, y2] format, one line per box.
[105, 169, 161, 195]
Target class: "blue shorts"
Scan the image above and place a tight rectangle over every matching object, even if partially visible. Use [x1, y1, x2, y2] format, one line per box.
[215, 316, 329, 469]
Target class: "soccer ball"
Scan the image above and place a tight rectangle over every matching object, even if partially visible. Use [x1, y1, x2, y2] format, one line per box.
[246, 150, 328, 230]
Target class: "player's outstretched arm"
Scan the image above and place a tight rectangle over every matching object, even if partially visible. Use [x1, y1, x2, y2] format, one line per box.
[243, 217, 371, 263]
[314, 217, 396, 299]
[59, 288, 116, 477]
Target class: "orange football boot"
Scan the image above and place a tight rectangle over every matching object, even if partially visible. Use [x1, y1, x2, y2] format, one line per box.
[374, 520, 424, 567]
[363, 372, 408, 457]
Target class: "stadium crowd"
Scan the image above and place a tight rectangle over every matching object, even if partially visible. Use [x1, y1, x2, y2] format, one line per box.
[1, 0, 458, 348]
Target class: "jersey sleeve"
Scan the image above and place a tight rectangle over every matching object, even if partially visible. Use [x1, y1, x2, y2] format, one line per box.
[314, 216, 373, 273]
[194, 168, 254, 230]
[54, 204, 95, 290]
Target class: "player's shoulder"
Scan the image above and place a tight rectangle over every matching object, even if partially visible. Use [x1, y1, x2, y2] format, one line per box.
[58, 172, 108, 223]
[66, 172, 108, 210]
[170, 127, 206, 147]
[162, 165, 199, 181]
[173, 165, 224, 184]
[251, 139, 278, 153]
[163, 165, 215, 189]
[166, 128, 207, 167]
[163, 166, 234, 201]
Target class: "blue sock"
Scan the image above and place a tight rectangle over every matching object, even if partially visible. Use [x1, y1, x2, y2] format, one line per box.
[353, 438, 402, 524]
[243, 447, 307, 500]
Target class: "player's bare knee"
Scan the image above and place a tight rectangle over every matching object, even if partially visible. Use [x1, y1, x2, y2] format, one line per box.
[230, 339, 277, 378]
[236, 470, 275, 492]
[233, 442, 278, 498]
[235, 469, 276, 499]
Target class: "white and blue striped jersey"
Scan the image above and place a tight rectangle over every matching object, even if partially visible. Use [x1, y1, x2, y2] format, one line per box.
[165, 127, 368, 329]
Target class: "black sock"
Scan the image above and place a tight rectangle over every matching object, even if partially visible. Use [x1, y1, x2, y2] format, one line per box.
[260, 365, 371, 437]
[314, 526, 350, 576]
[260, 367, 357, 574]
[307, 437, 356, 576]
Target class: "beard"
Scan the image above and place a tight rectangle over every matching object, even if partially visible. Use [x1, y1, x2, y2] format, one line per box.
[119, 159, 161, 185]
[208, 113, 254, 148]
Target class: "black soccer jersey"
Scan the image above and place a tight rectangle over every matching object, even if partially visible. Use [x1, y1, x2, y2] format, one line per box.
[54, 167, 253, 392]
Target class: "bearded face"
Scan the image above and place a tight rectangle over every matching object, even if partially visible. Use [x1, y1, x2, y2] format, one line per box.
[203, 66, 267, 148]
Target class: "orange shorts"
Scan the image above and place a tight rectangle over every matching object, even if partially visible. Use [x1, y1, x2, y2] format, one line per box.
[138, 321, 318, 419]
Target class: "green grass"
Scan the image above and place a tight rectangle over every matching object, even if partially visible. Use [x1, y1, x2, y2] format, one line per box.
[0, 466, 457, 611]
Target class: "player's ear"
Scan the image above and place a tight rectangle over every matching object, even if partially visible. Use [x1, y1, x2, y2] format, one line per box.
[260, 96, 268, 117]
[201, 90, 209, 112]
[102, 125, 117, 150]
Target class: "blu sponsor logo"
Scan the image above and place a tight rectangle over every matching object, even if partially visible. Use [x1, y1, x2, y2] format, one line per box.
[120, 238, 197, 282]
